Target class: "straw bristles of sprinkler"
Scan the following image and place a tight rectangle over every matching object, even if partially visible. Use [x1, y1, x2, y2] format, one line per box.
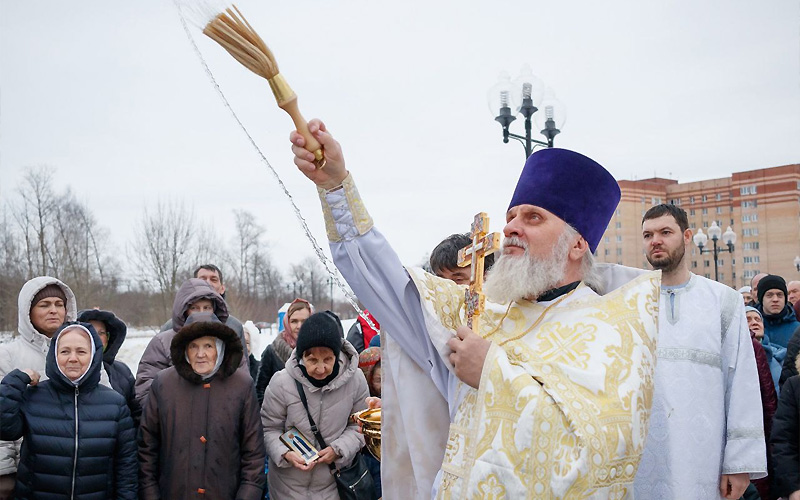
[202, 5, 278, 80]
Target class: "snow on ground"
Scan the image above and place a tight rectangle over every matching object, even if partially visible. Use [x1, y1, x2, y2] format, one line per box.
[2, 317, 358, 378]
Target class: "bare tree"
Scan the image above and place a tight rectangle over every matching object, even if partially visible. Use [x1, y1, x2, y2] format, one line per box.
[130, 200, 196, 316]
[10, 166, 57, 277]
[290, 257, 330, 306]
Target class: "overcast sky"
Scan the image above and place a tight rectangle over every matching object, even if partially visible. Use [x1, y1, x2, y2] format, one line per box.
[1, 0, 798, 283]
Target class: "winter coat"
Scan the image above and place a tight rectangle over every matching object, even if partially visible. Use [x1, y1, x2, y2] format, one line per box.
[77, 309, 141, 426]
[138, 316, 265, 500]
[134, 278, 234, 407]
[0, 322, 137, 499]
[261, 341, 368, 500]
[256, 335, 293, 406]
[0, 277, 77, 477]
[759, 303, 800, 348]
[771, 374, 800, 498]
[751, 338, 777, 500]
[778, 325, 800, 388]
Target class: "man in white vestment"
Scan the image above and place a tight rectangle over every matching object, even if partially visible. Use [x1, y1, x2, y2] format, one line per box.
[636, 204, 767, 499]
[290, 119, 661, 499]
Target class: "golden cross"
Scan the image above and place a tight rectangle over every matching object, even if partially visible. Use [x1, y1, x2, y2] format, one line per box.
[457, 212, 501, 331]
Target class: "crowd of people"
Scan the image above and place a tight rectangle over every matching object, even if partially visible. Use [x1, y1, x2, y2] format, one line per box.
[0, 129, 799, 500]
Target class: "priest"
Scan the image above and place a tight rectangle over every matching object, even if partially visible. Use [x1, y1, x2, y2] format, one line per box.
[290, 119, 661, 499]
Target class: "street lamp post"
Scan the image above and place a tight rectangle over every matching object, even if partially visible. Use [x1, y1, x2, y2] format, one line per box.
[693, 222, 737, 282]
[488, 66, 566, 158]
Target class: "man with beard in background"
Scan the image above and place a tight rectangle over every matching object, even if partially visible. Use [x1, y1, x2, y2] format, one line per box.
[636, 204, 766, 500]
[290, 119, 662, 499]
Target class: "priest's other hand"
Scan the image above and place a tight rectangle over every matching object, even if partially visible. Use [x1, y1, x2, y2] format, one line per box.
[447, 326, 491, 389]
[718, 473, 749, 499]
[290, 119, 348, 190]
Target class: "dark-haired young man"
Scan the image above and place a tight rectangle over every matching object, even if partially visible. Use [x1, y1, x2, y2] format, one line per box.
[636, 204, 766, 499]
[428, 233, 495, 285]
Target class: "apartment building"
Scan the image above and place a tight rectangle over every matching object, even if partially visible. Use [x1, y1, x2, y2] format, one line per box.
[596, 163, 800, 288]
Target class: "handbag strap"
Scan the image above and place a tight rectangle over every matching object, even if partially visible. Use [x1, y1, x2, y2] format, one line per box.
[294, 379, 336, 471]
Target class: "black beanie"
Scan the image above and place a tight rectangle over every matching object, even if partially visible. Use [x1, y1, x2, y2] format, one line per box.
[31, 284, 67, 311]
[757, 275, 788, 304]
[295, 311, 343, 360]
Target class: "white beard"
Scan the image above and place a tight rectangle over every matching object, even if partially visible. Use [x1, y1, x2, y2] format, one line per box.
[484, 234, 570, 304]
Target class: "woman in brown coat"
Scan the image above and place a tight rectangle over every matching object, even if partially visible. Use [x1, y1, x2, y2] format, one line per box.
[138, 312, 266, 500]
[261, 311, 369, 499]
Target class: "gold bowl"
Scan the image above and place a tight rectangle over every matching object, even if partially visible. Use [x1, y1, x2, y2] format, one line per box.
[355, 408, 382, 462]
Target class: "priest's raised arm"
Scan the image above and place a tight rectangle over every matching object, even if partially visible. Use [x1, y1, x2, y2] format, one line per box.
[291, 120, 662, 499]
[290, 119, 452, 395]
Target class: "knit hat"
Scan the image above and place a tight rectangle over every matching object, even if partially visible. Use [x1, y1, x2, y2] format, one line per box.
[295, 311, 343, 360]
[31, 284, 67, 311]
[757, 275, 788, 304]
[744, 306, 762, 321]
[358, 346, 381, 376]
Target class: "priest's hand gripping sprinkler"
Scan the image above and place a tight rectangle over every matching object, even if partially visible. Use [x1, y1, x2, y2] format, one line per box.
[197, 4, 325, 168]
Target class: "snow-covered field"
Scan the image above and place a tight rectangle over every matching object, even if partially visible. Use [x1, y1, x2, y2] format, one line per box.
[1, 318, 357, 377]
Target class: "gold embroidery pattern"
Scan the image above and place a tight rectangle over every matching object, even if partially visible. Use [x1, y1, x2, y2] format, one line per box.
[410, 268, 660, 498]
[317, 173, 374, 242]
[318, 185, 342, 242]
[342, 173, 373, 235]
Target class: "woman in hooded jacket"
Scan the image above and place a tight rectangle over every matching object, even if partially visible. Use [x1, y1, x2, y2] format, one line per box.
[138, 312, 266, 500]
[0, 322, 137, 499]
[261, 311, 369, 500]
[256, 298, 312, 405]
[77, 309, 141, 426]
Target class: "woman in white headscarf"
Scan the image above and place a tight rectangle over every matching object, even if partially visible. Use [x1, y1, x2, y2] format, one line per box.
[0, 322, 137, 499]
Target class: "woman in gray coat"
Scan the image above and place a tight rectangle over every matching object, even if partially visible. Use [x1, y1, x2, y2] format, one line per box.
[261, 312, 369, 499]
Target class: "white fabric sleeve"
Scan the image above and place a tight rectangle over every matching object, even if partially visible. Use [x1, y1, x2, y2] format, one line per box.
[321, 176, 451, 397]
[720, 297, 768, 479]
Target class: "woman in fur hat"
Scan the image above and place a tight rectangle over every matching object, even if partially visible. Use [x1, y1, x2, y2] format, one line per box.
[138, 312, 266, 500]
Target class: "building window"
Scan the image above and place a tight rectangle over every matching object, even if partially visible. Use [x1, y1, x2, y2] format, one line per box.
[641, 196, 646, 203]
[669, 198, 681, 206]
[615, 222, 622, 229]
[716, 193, 722, 201]
[718, 259, 724, 266]
[689, 196, 695, 204]
[702, 208, 708, 215]
[740, 185, 757, 195]
[689, 209, 695, 216]
[742, 200, 757, 208]
[703, 221, 709, 228]
[704, 260, 710, 267]
[743, 256, 761, 264]
[692, 261, 698, 268]
[616, 235, 623, 242]
[719, 273, 724, 280]
[702, 195, 708, 202]
[716, 206, 723, 214]
[616, 248, 623, 255]
[690, 222, 696, 229]
[604, 248, 610, 256]
[704, 273, 711, 279]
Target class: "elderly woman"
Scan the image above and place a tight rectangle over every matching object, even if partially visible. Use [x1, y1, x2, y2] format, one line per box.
[262, 311, 371, 499]
[0, 322, 137, 499]
[256, 298, 312, 405]
[138, 312, 265, 500]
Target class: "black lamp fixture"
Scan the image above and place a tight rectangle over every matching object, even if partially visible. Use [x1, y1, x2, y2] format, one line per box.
[488, 65, 566, 158]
